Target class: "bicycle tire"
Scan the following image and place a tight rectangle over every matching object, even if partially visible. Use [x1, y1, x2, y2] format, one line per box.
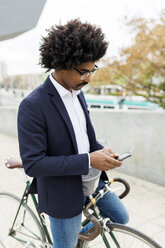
[0, 192, 46, 248]
[79, 222, 162, 248]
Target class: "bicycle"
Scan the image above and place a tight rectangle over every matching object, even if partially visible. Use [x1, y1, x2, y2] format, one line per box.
[0, 156, 163, 248]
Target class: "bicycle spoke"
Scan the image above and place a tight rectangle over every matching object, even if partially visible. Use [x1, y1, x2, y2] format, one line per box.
[0, 239, 8, 248]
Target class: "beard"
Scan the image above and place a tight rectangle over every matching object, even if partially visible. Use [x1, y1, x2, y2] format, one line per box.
[76, 81, 88, 87]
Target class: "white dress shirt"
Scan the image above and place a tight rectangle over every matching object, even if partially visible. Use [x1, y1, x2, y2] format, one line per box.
[49, 74, 102, 195]
[49, 74, 90, 163]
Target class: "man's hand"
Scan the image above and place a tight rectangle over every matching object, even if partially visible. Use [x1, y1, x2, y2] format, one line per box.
[102, 147, 119, 159]
[89, 149, 122, 171]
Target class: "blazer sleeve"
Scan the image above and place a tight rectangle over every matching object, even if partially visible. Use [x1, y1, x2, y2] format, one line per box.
[95, 140, 104, 150]
[17, 98, 89, 177]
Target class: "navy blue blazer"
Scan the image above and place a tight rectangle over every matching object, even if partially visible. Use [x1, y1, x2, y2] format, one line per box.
[17, 76, 107, 218]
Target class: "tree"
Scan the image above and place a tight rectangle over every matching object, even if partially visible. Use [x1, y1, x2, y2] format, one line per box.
[91, 11, 165, 108]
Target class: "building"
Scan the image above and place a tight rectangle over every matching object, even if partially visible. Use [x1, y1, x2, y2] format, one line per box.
[4, 74, 42, 90]
[0, 61, 8, 82]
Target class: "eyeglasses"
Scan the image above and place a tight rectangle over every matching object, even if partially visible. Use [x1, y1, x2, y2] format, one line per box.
[73, 65, 98, 80]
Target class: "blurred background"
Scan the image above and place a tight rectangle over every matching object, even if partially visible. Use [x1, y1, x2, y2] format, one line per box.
[0, 1, 165, 246]
[0, 0, 165, 180]
[0, 0, 165, 182]
[0, 0, 165, 183]
[0, 0, 165, 109]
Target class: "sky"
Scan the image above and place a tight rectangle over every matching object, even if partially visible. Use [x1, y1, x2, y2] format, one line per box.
[0, 0, 165, 76]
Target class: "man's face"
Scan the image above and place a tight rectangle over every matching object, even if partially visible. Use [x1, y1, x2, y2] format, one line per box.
[60, 61, 97, 92]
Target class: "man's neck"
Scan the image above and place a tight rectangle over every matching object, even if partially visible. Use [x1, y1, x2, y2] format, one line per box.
[52, 71, 72, 93]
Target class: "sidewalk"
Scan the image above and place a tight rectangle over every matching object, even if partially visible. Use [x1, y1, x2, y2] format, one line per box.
[0, 132, 164, 247]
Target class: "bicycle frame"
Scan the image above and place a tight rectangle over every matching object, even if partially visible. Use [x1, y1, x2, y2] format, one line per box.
[9, 180, 53, 246]
[2, 172, 161, 247]
[9, 177, 129, 247]
[3, 158, 161, 248]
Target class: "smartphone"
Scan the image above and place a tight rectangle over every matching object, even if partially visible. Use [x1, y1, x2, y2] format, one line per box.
[118, 150, 133, 161]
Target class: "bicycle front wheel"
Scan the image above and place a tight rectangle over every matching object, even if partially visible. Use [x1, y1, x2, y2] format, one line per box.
[0, 192, 46, 248]
[80, 222, 162, 248]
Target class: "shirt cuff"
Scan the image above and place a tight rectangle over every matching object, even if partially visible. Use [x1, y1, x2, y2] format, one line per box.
[88, 153, 91, 168]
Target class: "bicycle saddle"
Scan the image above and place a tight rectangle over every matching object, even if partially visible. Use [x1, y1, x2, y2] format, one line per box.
[5, 156, 23, 169]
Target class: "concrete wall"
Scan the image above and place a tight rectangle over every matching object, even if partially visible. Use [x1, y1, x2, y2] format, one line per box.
[0, 106, 18, 136]
[90, 109, 165, 187]
[0, 106, 165, 186]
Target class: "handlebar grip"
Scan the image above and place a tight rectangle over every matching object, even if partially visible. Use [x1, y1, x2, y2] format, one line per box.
[113, 178, 130, 199]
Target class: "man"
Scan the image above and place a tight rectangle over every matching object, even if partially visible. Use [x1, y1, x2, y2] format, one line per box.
[18, 19, 128, 248]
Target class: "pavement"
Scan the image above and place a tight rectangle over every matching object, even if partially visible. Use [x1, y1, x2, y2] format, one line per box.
[0, 132, 165, 247]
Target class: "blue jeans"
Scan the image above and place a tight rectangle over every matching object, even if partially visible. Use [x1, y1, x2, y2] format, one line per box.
[49, 179, 129, 248]
[49, 213, 82, 248]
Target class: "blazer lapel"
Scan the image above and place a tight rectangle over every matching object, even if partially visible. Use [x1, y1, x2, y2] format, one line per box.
[45, 77, 78, 154]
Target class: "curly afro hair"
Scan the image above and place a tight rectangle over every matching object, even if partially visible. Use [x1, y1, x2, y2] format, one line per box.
[39, 19, 108, 71]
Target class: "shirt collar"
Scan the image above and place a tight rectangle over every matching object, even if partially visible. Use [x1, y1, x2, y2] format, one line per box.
[49, 73, 80, 98]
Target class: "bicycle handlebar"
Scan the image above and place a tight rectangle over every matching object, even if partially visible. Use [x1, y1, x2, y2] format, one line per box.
[113, 178, 130, 199]
[78, 178, 130, 241]
[78, 201, 102, 241]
